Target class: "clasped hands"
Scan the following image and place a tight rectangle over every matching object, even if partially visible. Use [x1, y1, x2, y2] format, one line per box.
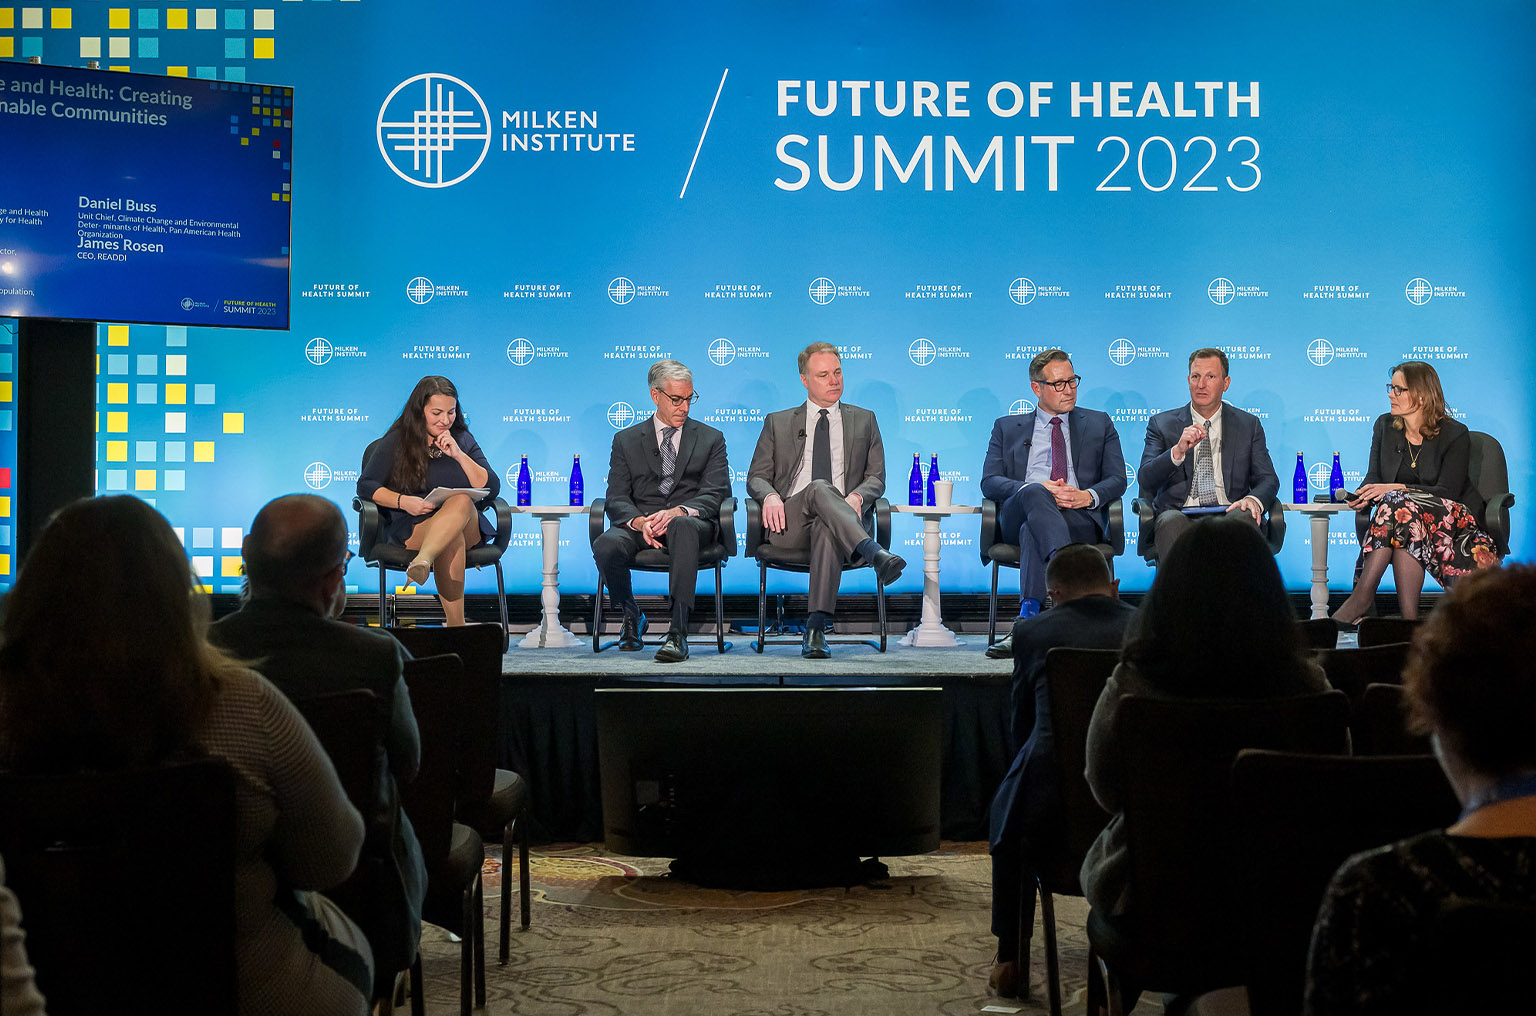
[760, 491, 862, 533]
[630, 506, 688, 548]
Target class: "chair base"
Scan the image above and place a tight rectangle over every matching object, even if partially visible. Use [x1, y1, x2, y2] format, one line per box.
[753, 561, 888, 654]
[592, 565, 732, 655]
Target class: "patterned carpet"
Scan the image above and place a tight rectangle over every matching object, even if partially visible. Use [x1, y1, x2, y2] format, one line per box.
[410, 842, 1163, 1016]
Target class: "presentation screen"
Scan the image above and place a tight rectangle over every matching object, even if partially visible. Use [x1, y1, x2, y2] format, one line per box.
[0, 62, 292, 329]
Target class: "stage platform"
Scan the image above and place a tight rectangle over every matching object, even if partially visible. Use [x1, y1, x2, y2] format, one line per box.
[494, 637, 1015, 845]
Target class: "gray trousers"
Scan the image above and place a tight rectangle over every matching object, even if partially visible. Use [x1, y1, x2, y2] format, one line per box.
[765, 479, 872, 614]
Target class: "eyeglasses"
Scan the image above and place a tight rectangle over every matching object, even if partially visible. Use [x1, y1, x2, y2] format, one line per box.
[340, 550, 355, 568]
[655, 390, 700, 407]
[1036, 375, 1082, 392]
[1386, 384, 1409, 396]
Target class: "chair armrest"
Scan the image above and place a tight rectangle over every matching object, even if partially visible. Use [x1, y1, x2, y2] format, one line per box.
[980, 498, 998, 563]
[744, 498, 763, 558]
[588, 499, 607, 548]
[1106, 498, 1125, 557]
[717, 497, 738, 559]
[354, 497, 382, 559]
[874, 498, 892, 550]
[1264, 497, 1286, 554]
[1484, 492, 1515, 557]
[481, 497, 513, 551]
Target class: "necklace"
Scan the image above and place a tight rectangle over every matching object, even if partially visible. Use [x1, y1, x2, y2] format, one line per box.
[1405, 439, 1422, 470]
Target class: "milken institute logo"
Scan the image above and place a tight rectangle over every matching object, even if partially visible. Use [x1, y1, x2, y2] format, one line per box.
[377, 73, 492, 188]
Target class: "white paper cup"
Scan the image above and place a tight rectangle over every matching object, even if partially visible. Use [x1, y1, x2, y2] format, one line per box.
[933, 480, 954, 507]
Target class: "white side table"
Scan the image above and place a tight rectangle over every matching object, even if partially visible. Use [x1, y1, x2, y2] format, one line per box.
[892, 504, 980, 647]
[511, 504, 586, 648]
[1282, 502, 1357, 619]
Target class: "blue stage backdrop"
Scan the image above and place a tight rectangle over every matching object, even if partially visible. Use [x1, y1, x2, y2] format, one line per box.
[3, 1, 1532, 597]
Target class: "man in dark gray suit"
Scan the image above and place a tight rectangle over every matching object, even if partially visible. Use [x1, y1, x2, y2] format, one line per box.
[1137, 347, 1279, 556]
[594, 358, 731, 663]
[209, 494, 424, 996]
[746, 342, 905, 658]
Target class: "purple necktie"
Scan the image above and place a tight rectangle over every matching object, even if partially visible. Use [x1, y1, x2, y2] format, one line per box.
[1049, 416, 1067, 483]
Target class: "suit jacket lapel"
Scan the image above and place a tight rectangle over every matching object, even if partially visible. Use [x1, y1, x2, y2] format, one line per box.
[674, 419, 698, 479]
[1382, 423, 1405, 483]
[1217, 407, 1236, 494]
[1068, 409, 1084, 471]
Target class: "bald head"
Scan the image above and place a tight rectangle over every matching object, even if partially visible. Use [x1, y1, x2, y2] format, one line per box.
[1045, 543, 1115, 603]
[243, 494, 349, 604]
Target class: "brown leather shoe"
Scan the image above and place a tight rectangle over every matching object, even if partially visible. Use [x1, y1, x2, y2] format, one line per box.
[988, 958, 1022, 999]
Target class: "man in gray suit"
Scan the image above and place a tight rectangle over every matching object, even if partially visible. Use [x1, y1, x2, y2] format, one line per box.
[594, 358, 731, 663]
[1137, 347, 1279, 555]
[747, 342, 905, 658]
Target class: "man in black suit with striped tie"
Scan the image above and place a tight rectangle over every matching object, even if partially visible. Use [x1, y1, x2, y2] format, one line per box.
[593, 359, 730, 663]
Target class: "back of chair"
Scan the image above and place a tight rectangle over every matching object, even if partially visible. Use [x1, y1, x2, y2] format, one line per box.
[1039, 647, 1119, 890]
[1467, 430, 1514, 556]
[1231, 749, 1460, 1016]
[0, 758, 238, 1016]
[400, 653, 468, 867]
[1357, 616, 1422, 648]
[1114, 691, 1351, 988]
[389, 624, 502, 807]
[294, 688, 388, 825]
[1351, 682, 1432, 755]
[1314, 641, 1411, 701]
[1295, 617, 1338, 650]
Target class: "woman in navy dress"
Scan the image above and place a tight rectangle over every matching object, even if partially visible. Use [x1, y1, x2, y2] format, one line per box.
[357, 376, 499, 625]
[1331, 361, 1497, 625]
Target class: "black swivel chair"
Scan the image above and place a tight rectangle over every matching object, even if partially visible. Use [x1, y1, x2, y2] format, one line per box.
[1348, 429, 1515, 612]
[744, 496, 892, 652]
[979, 498, 1124, 647]
[587, 496, 737, 653]
[352, 438, 513, 648]
[1130, 493, 1286, 566]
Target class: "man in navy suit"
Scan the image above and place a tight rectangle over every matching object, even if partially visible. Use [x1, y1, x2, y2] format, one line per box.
[986, 544, 1135, 998]
[1137, 347, 1278, 555]
[981, 349, 1127, 658]
[594, 359, 730, 663]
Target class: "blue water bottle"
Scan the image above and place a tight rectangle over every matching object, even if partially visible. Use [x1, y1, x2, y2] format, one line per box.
[907, 453, 923, 506]
[926, 453, 939, 507]
[1329, 452, 1345, 504]
[569, 454, 584, 506]
[1292, 452, 1307, 505]
[517, 454, 532, 506]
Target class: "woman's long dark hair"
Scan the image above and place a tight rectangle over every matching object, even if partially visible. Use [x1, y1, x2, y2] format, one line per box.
[383, 375, 471, 494]
[0, 496, 237, 772]
[1121, 515, 1309, 698]
[1389, 360, 1448, 440]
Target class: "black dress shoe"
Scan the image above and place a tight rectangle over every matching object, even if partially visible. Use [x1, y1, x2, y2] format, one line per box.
[801, 626, 831, 659]
[617, 612, 646, 651]
[985, 633, 1014, 660]
[870, 549, 906, 586]
[653, 628, 689, 663]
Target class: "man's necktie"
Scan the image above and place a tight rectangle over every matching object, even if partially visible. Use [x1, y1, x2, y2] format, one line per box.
[1193, 417, 1218, 507]
[812, 408, 832, 483]
[658, 426, 678, 496]
[1049, 416, 1068, 483]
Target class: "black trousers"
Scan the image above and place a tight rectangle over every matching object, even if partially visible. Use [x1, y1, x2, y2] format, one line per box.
[592, 515, 713, 617]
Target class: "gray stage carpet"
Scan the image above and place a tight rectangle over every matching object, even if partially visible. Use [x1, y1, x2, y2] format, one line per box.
[499, 629, 1012, 680]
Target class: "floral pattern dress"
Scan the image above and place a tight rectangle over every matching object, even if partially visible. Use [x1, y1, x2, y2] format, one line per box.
[1363, 489, 1498, 581]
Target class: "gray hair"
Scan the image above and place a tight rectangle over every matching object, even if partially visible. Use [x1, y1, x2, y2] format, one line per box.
[648, 359, 693, 390]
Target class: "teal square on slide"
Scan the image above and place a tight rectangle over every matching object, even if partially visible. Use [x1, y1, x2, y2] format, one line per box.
[136, 383, 158, 404]
[195, 384, 216, 405]
[165, 442, 187, 463]
[225, 38, 245, 59]
[107, 354, 129, 375]
[165, 470, 186, 492]
[106, 469, 128, 491]
[136, 441, 158, 462]
[139, 10, 159, 29]
[225, 9, 247, 30]
[138, 37, 160, 58]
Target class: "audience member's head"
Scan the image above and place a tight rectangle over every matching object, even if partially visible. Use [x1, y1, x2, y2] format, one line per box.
[1404, 563, 1536, 788]
[1122, 515, 1304, 697]
[242, 494, 351, 616]
[0, 496, 233, 773]
[1045, 543, 1117, 604]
